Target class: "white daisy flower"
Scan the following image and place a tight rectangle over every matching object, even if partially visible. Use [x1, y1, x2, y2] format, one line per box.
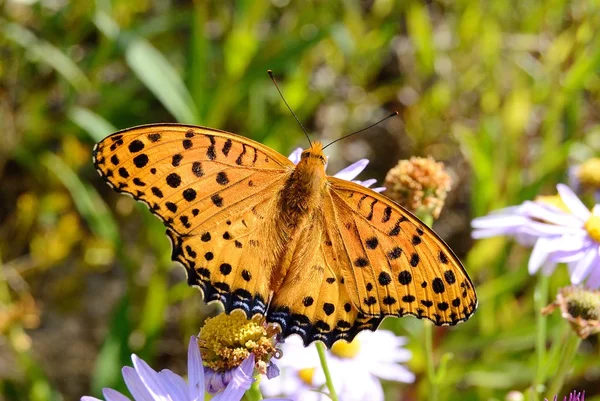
[261, 330, 414, 401]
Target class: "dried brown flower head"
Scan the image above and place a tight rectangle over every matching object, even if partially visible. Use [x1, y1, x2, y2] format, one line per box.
[384, 156, 452, 219]
[542, 286, 600, 339]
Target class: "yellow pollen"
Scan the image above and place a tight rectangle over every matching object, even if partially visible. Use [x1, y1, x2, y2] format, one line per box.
[585, 215, 600, 243]
[297, 368, 315, 385]
[198, 311, 277, 372]
[331, 338, 361, 359]
[535, 195, 571, 214]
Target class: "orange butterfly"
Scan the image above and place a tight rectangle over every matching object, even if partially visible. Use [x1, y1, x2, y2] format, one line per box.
[93, 124, 477, 347]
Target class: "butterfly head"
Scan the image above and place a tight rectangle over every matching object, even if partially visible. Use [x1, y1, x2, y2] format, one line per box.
[299, 141, 327, 166]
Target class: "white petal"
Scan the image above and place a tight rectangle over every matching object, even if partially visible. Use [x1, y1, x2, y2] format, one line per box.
[570, 247, 597, 284]
[471, 214, 530, 230]
[371, 187, 386, 193]
[521, 201, 582, 228]
[187, 336, 204, 401]
[333, 159, 369, 181]
[593, 204, 600, 216]
[557, 184, 591, 222]
[369, 363, 415, 383]
[337, 369, 383, 401]
[159, 370, 188, 401]
[287, 148, 303, 165]
[122, 367, 155, 401]
[132, 355, 171, 401]
[540, 260, 558, 275]
[102, 389, 132, 401]
[81, 397, 104, 401]
[584, 248, 600, 288]
[528, 239, 551, 274]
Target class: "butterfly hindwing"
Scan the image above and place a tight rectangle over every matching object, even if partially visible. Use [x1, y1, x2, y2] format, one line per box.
[93, 123, 293, 316]
[328, 177, 477, 325]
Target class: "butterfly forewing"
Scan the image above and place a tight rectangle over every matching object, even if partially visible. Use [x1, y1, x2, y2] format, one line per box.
[93, 124, 293, 316]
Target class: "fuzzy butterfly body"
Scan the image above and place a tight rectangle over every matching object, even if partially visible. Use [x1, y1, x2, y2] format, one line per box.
[93, 123, 477, 347]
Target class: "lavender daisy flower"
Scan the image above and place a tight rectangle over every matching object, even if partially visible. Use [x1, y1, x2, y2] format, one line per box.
[545, 390, 585, 401]
[81, 336, 278, 401]
[472, 184, 600, 288]
[261, 330, 414, 401]
[288, 148, 385, 192]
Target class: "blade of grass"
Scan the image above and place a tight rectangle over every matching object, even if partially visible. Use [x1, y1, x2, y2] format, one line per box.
[69, 107, 117, 143]
[1, 19, 91, 92]
[42, 153, 119, 243]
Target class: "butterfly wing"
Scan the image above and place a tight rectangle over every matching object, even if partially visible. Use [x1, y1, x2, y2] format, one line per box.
[268, 176, 477, 347]
[93, 123, 294, 316]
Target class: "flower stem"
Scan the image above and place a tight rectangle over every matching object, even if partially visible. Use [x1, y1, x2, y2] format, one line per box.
[532, 273, 549, 398]
[424, 320, 439, 401]
[417, 212, 438, 400]
[244, 379, 264, 401]
[315, 342, 339, 401]
[544, 330, 581, 399]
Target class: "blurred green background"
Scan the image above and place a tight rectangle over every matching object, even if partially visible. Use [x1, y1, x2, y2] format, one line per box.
[1, 0, 600, 400]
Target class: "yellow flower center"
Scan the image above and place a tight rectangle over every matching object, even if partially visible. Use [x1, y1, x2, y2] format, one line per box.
[578, 158, 600, 188]
[198, 311, 277, 372]
[535, 195, 570, 214]
[297, 368, 315, 385]
[331, 338, 361, 359]
[585, 215, 600, 243]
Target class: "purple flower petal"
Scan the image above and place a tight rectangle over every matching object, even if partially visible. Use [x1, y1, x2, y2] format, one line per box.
[571, 246, 597, 284]
[212, 354, 255, 401]
[334, 159, 369, 181]
[520, 201, 583, 229]
[371, 186, 386, 193]
[266, 362, 280, 379]
[529, 238, 552, 274]
[357, 178, 377, 188]
[585, 250, 600, 288]
[471, 214, 531, 230]
[131, 355, 171, 400]
[187, 336, 204, 401]
[204, 367, 234, 394]
[81, 397, 104, 401]
[122, 367, 154, 401]
[102, 388, 132, 401]
[287, 148, 303, 164]
[159, 369, 189, 401]
[557, 184, 591, 222]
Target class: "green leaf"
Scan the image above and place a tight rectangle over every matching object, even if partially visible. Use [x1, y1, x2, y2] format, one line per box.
[69, 107, 117, 143]
[126, 38, 200, 124]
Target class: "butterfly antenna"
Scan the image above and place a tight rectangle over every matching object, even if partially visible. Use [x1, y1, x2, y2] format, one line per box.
[268, 70, 312, 146]
[322, 111, 398, 150]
